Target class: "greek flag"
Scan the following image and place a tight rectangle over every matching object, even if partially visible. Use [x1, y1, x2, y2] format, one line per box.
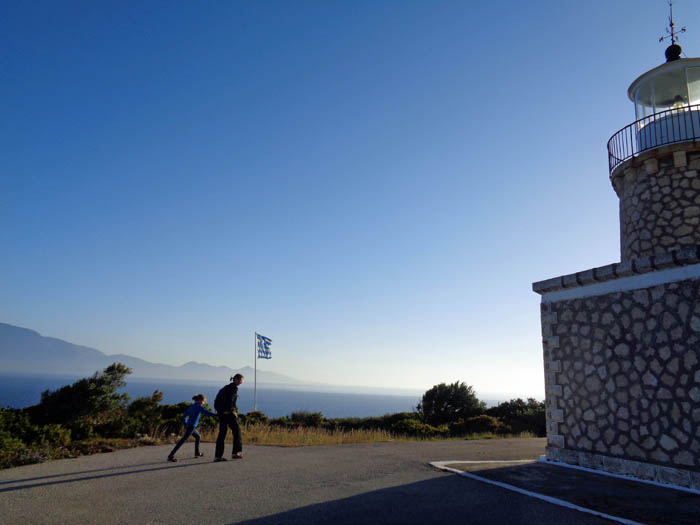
[256, 333, 272, 359]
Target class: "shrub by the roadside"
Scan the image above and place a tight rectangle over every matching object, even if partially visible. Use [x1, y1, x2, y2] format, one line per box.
[125, 390, 165, 436]
[485, 398, 545, 437]
[328, 412, 421, 432]
[241, 411, 269, 425]
[450, 415, 509, 436]
[417, 382, 486, 426]
[391, 418, 447, 438]
[290, 411, 325, 428]
[0, 408, 71, 449]
[26, 363, 132, 440]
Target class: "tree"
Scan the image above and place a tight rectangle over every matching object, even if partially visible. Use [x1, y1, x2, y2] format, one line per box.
[417, 381, 486, 426]
[485, 398, 545, 436]
[127, 390, 164, 436]
[30, 363, 132, 439]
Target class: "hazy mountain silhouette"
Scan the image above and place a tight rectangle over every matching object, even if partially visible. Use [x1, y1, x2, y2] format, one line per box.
[0, 322, 302, 384]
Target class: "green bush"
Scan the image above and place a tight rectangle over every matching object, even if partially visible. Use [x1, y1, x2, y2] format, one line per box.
[329, 412, 422, 432]
[269, 416, 294, 428]
[377, 412, 423, 429]
[197, 406, 218, 431]
[485, 398, 545, 436]
[28, 363, 132, 440]
[241, 411, 269, 425]
[451, 415, 509, 435]
[126, 397, 219, 438]
[290, 411, 325, 428]
[159, 402, 192, 436]
[126, 390, 165, 436]
[417, 382, 486, 426]
[0, 409, 71, 449]
[0, 432, 26, 454]
[391, 418, 445, 438]
[0, 408, 72, 470]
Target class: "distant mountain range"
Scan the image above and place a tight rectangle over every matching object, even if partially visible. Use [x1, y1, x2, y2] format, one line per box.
[0, 322, 302, 384]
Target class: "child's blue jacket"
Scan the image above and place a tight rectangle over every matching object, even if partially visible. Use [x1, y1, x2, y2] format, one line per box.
[183, 403, 217, 428]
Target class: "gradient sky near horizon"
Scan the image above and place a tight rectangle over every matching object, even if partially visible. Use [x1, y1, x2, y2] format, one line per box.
[4, 1, 700, 398]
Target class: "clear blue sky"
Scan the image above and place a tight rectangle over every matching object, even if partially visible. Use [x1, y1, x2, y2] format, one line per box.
[3, 1, 700, 398]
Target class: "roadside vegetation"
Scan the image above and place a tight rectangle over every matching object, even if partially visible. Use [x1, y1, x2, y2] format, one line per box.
[0, 364, 545, 469]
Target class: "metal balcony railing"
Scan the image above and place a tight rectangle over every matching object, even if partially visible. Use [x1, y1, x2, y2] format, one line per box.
[607, 104, 700, 174]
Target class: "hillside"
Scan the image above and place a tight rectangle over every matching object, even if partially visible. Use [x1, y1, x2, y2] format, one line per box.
[0, 322, 301, 384]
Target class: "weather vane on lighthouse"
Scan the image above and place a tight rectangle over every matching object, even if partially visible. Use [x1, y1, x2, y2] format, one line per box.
[659, 0, 686, 61]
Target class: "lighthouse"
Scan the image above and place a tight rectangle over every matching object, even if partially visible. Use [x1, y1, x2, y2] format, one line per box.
[610, 39, 700, 261]
[533, 8, 700, 489]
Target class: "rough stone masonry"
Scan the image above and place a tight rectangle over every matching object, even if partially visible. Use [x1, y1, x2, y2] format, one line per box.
[533, 145, 700, 490]
[615, 145, 700, 261]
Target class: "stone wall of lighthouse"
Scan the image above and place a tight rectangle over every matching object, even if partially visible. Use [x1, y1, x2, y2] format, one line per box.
[615, 145, 700, 261]
[534, 145, 700, 490]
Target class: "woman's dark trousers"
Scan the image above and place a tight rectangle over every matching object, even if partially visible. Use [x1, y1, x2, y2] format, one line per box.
[215, 413, 242, 458]
[169, 426, 201, 457]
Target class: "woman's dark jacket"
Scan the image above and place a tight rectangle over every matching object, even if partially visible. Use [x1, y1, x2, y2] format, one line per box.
[214, 383, 239, 414]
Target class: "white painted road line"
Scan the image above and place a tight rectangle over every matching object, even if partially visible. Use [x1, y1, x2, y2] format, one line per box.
[430, 460, 643, 525]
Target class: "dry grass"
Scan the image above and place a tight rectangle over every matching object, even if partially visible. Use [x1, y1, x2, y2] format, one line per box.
[1, 423, 537, 470]
[192, 423, 537, 447]
[196, 423, 399, 446]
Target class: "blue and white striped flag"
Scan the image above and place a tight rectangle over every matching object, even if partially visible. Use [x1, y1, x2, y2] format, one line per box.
[256, 333, 272, 359]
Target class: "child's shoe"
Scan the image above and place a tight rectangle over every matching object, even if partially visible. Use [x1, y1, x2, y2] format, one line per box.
[195, 452, 204, 458]
[167, 456, 177, 462]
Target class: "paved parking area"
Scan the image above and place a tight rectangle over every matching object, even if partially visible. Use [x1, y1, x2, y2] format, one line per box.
[1, 438, 693, 524]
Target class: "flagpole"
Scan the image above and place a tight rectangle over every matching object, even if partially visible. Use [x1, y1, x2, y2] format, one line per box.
[254, 332, 257, 412]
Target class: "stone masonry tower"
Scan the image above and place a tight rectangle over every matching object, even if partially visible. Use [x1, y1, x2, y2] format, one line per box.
[533, 21, 700, 489]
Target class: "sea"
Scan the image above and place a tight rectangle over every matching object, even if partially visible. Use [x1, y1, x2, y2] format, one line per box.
[0, 374, 423, 419]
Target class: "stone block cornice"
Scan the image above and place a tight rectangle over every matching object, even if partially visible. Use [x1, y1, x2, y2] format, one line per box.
[532, 245, 700, 295]
[609, 141, 700, 186]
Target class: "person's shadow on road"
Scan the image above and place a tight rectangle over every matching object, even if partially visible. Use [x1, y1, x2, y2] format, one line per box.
[0, 458, 217, 494]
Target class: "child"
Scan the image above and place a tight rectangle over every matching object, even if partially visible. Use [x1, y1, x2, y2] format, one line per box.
[167, 394, 217, 462]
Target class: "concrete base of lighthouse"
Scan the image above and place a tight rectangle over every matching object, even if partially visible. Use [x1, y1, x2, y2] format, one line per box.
[533, 247, 700, 490]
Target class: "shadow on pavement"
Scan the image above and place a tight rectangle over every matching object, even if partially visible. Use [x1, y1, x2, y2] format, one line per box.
[0, 461, 171, 486]
[446, 461, 700, 525]
[238, 475, 608, 525]
[0, 459, 218, 494]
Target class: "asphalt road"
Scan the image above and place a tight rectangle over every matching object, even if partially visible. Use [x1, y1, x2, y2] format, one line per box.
[0, 438, 612, 524]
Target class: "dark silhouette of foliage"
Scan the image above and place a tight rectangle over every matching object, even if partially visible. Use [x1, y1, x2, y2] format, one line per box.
[391, 418, 446, 438]
[290, 411, 325, 427]
[126, 390, 164, 436]
[328, 412, 421, 432]
[449, 415, 509, 435]
[417, 381, 486, 426]
[485, 398, 545, 436]
[0, 408, 70, 450]
[158, 401, 192, 435]
[269, 415, 293, 428]
[0, 408, 72, 468]
[28, 363, 132, 439]
[241, 411, 269, 425]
